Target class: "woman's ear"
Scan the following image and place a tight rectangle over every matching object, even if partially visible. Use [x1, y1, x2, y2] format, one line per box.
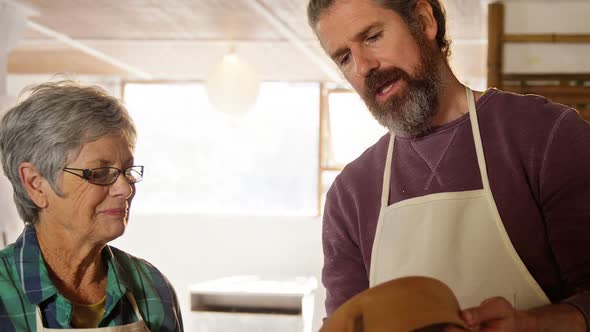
[416, 0, 438, 43]
[19, 162, 49, 208]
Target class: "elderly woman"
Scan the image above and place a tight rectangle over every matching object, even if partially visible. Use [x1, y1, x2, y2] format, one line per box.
[0, 81, 183, 331]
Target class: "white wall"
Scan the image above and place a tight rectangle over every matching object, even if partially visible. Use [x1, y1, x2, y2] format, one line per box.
[0, 93, 20, 246]
[111, 214, 326, 332]
[502, 1, 590, 73]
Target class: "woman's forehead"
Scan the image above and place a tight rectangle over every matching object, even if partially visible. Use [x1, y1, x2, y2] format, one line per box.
[70, 134, 134, 166]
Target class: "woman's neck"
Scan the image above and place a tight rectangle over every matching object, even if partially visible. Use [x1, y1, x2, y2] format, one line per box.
[35, 221, 107, 304]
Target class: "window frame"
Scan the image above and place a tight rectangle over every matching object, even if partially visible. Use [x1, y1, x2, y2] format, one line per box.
[318, 84, 368, 215]
[122, 79, 324, 216]
[121, 80, 369, 217]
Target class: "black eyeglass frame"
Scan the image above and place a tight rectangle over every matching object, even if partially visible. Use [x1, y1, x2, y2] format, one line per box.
[63, 165, 144, 186]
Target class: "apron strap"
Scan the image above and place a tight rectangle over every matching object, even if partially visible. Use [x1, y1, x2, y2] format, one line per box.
[35, 306, 45, 332]
[125, 292, 144, 322]
[381, 134, 395, 208]
[465, 87, 492, 192]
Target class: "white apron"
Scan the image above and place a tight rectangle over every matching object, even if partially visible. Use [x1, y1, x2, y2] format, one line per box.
[35, 292, 150, 332]
[369, 87, 550, 310]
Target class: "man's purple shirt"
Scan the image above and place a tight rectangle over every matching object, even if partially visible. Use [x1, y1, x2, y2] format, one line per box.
[322, 89, 590, 325]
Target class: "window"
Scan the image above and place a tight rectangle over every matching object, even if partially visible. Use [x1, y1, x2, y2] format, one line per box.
[318, 86, 388, 212]
[124, 82, 386, 217]
[124, 82, 319, 216]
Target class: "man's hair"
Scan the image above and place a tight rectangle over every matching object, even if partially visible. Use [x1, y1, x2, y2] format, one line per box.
[307, 0, 451, 59]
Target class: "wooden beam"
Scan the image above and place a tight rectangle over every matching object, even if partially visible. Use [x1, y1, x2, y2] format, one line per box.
[487, 2, 504, 89]
[26, 20, 151, 79]
[548, 96, 590, 105]
[243, 0, 342, 83]
[7, 49, 130, 76]
[320, 166, 344, 172]
[503, 86, 590, 95]
[576, 109, 590, 123]
[0, 54, 6, 96]
[504, 34, 590, 43]
[503, 73, 590, 81]
[318, 83, 327, 216]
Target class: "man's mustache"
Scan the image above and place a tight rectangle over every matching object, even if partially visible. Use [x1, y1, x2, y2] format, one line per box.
[364, 67, 411, 98]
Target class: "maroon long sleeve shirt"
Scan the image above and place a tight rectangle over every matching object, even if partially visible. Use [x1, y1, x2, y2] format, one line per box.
[322, 89, 590, 327]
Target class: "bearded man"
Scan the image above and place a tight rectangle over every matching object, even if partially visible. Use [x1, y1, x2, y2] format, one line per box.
[308, 0, 590, 331]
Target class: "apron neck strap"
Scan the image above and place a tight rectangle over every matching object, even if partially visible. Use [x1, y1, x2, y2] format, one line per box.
[35, 306, 44, 331]
[381, 134, 395, 208]
[125, 292, 144, 322]
[380, 86, 491, 208]
[465, 87, 491, 192]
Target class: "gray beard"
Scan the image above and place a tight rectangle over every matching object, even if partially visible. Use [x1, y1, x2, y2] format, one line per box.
[370, 82, 440, 137]
[363, 40, 444, 137]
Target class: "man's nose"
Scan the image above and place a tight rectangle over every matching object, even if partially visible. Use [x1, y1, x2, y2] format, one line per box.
[353, 50, 379, 78]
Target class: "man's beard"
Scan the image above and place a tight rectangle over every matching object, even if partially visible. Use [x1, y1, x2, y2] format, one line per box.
[361, 36, 443, 138]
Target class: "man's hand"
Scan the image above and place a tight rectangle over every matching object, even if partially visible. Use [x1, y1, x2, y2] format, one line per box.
[444, 297, 587, 332]
[445, 297, 535, 332]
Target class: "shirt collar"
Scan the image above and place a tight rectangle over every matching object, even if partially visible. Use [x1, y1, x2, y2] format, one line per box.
[104, 245, 132, 294]
[13, 225, 133, 307]
[13, 224, 57, 305]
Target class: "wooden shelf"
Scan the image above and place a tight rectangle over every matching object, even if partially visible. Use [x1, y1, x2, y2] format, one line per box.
[488, 2, 590, 123]
[503, 85, 590, 96]
[504, 34, 590, 43]
[503, 73, 590, 82]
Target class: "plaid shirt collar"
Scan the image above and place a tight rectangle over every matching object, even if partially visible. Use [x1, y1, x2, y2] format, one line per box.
[13, 224, 133, 312]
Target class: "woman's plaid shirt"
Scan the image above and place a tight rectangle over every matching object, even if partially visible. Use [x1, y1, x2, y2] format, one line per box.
[0, 225, 183, 331]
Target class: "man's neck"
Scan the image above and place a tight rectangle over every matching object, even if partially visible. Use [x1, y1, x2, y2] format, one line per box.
[430, 64, 482, 127]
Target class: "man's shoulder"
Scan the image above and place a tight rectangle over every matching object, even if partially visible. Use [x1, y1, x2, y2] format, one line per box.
[482, 88, 574, 123]
[338, 133, 390, 183]
[327, 132, 390, 203]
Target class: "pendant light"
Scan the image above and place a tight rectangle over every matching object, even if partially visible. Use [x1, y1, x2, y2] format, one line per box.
[205, 46, 260, 116]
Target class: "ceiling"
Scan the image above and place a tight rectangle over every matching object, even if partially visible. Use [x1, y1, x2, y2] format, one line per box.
[6, 0, 489, 82]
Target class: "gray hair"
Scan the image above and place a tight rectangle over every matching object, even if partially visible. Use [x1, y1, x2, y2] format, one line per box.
[307, 0, 451, 59]
[0, 81, 136, 225]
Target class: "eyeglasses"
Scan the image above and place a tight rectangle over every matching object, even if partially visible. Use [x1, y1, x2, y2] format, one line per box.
[63, 166, 144, 186]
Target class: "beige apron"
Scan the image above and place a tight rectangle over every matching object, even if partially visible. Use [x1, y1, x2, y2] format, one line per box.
[35, 292, 150, 332]
[369, 87, 551, 310]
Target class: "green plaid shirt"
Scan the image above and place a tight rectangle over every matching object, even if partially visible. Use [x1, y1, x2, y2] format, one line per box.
[0, 225, 183, 331]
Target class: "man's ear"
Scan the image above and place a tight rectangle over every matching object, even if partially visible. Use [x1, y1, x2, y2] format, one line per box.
[19, 162, 49, 208]
[416, 0, 438, 43]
